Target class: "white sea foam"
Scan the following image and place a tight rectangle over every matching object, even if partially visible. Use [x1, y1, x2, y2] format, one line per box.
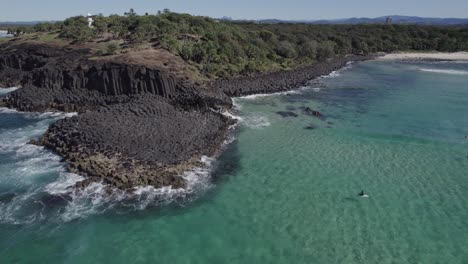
[419, 68, 468, 75]
[0, 86, 20, 95]
[242, 114, 271, 129]
[0, 107, 77, 119]
[319, 61, 354, 79]
[44, 172, 85, 195]
[325, 70, 340, 78]
[232, 98, 243, 110]
[0, 107, 221, 223]
[0, 187, 45, 225]
[238, 87, 305, 100]
[57, 155, 216, 222]
[0, 107, 19, 114]
[0, 108, 80, 224]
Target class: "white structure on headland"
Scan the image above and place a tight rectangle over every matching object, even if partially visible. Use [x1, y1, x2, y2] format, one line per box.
[87, 13, 94, 28]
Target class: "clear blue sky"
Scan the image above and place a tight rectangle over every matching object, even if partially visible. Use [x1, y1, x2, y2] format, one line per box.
[1, 0, 467, 21]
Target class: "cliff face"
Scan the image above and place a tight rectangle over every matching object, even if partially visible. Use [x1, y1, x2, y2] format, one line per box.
[0, 44, 233, 190]
[1, 49, 230, 112]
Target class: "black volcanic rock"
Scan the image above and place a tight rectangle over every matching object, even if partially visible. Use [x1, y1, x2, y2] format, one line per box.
[39, 95, 233, 189]
[210, 55, 373, 97]
[0, 44, 233, 190]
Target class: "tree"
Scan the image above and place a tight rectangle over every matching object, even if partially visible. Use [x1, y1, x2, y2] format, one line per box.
[300, 40, 318, 59]
[59, 16, 95, 42]
[317, 41, 336, 61]
[125, 8, 137, 17]
[275, 40, 297, 58]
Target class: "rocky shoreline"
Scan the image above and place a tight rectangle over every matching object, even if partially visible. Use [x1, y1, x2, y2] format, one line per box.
[210, 55, 374, 97]
[0, 43, 372, 191]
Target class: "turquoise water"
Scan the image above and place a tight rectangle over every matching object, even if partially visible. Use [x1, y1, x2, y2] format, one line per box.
[1, 61, 468, 263]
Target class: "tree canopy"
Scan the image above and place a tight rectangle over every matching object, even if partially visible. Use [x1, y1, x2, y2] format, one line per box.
[6, 10, 468, 78]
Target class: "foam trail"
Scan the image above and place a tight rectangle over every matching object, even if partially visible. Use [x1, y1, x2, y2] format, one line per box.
[0, 108, 79, 224]
[239, 89, 303, 100]
[45, 172, 85, 195]
[419, 68, 468, 75]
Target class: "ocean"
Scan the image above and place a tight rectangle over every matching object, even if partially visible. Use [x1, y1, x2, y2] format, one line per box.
[0, 31, 12, 38]
[0, 60, 467, 263]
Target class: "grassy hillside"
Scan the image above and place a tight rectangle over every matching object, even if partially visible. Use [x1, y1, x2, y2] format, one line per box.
[5, 11, 468, 78]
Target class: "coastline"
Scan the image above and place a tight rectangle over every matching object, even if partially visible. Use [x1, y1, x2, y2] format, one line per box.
[211, 55, 374, 97]
[0, 44, 373, 192]
[378, 52, 468, 61]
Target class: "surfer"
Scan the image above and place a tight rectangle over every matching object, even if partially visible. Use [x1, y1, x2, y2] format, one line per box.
[358, 190, 369, 198]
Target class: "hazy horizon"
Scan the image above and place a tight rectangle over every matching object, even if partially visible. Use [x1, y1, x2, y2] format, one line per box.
[0, 0, 467, 22]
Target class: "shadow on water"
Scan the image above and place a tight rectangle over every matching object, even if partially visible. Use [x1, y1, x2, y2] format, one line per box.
[276, 111, 298, 118]
[211, 138, 242, 183]
[342, 197, 359, 203]
[285, 105, 297, 111]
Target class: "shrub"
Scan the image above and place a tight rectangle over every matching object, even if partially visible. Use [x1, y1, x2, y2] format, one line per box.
[106, 43, 118, 55]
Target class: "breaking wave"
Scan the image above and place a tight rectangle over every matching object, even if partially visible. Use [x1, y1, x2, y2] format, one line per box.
[239, 89, 304, 100]
[0, 107, 224, 224]
[419, 68, 468, 75]
[242, 114, 271, 129]
[320, 61, 354, 79]
[58, 155, 216, 222]
[0, 86, 19, 95]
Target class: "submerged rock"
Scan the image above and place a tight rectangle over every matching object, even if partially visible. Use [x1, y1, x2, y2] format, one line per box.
[276, 111, 299, 118]
[304, 124, 318, 130]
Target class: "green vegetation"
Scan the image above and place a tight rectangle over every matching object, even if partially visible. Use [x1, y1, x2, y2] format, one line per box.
[106, 43, 118, 55]
[5, 10, 468, 78]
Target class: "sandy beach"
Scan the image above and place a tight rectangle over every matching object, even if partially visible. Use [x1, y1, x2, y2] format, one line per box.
[378, 52, 468, 61]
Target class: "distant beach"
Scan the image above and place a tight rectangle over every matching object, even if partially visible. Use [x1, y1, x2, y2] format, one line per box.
[379, 52, 468, 61]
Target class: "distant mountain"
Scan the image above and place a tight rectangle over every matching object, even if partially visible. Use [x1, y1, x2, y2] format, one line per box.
[232, 15, 468, 25]
[0, 21, 41, 25]
[308, 16, 468, 25]
[0, 21, 57, 26]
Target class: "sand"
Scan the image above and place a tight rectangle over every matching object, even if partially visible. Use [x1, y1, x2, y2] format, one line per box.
[378, 52, 468, 61]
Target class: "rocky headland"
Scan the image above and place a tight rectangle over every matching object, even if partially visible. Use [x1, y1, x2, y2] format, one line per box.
[0, 42, 370, 191]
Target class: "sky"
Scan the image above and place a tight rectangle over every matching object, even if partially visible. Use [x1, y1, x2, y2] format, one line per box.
[0, 0, 467, 21]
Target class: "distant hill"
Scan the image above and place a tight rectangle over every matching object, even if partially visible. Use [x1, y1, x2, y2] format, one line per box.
[0, 21, 45, 25]
[0, 21, 58, 30]
[309, 16, 468, 25]
[3, 15, 468, 27]
[231, 15, 468, 25]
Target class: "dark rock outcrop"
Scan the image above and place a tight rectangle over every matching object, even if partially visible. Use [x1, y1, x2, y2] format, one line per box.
[38, 96, 234, 189]
[0, 44, 233, 190]
[210, 55, 374, 97]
